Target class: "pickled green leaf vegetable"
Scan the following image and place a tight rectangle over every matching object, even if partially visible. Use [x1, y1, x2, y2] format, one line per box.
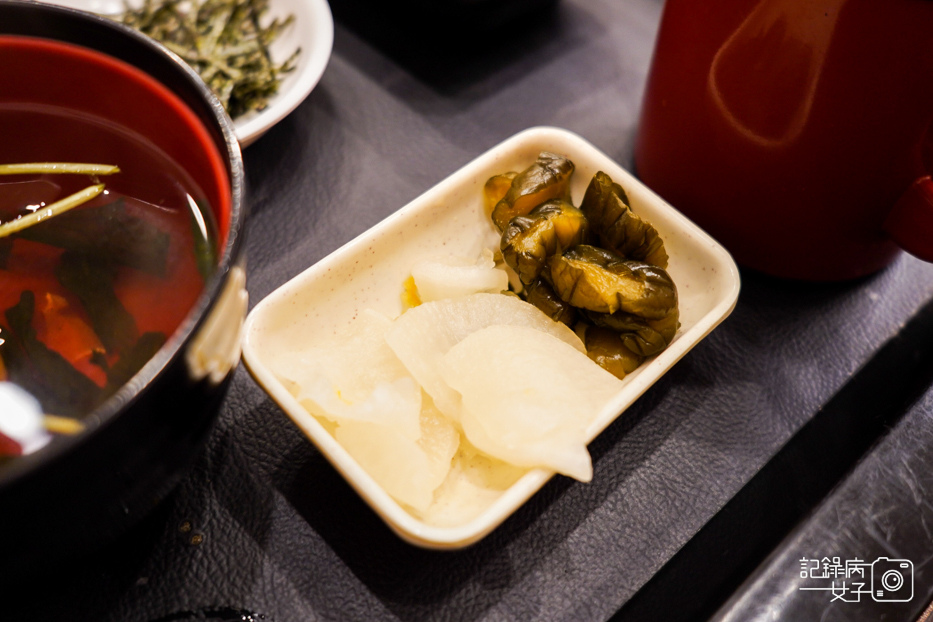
[501, 199, 588, 285]
[480, 152, 682, 380]
[523, 278, 577, 326]
[576, 322, 644, 380]
[581, 171, 668, 268]
[549, 245, 677, 318]
[491, 152, 574, 231]
[585, 307, 680, 357]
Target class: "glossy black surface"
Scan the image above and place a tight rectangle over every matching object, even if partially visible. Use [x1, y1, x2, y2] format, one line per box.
[615, 294, 933, 621]
[6, 1, 933, 620]
[709, 341, 933, 621]
[329, 0, 559, 46]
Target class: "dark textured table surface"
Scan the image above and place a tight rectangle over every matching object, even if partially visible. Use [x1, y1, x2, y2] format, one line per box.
[13, 0, 933, 620]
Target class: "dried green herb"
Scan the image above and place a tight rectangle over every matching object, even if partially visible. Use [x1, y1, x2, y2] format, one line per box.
[120, 0, 300, 119]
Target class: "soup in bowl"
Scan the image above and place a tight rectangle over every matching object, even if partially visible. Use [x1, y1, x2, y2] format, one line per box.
[0, 0, 246, 578]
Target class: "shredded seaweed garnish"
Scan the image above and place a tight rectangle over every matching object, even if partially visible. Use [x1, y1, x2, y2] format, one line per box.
[0, 238, 11, 269]
[0, 163, 187, 429]
[1, 291, 103, 418]
[16, 198, 171, 276]
[56, 251, 139, 354]
[120, 0, 300, 119]
[0, 293, 168, 418]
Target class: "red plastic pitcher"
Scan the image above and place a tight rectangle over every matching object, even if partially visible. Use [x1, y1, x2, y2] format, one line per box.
[635, 0, 933, 280]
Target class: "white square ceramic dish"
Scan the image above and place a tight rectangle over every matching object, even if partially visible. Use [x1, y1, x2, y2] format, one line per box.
[242, 126, 741, 549]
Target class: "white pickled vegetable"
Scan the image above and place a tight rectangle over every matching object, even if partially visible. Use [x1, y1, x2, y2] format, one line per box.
[441, 324, 624, 481]
[278, 252, 630, 517]
[273, 309, 421, 441]
[411, 249, 509, 302]
[336, 396, 459, 513]
[385, 292, 584, 422]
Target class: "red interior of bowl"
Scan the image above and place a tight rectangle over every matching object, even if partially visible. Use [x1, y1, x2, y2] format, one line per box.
[0, 35, 231, 245]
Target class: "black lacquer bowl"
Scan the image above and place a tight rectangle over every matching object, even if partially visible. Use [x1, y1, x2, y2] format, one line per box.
[0, 0, 246, 579]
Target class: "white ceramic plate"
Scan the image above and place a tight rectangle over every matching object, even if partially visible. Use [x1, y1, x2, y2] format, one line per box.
[43, 0, 334, 147]
[242, 127, 742, 549]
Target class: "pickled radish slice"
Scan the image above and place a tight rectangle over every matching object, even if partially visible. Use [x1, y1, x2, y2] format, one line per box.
[274, 309, 421, 441]
[336, 396, 459, 513]
[385, 292, 584, 422]
[411, 250, 509, 303]
[440, 324, 624, 481]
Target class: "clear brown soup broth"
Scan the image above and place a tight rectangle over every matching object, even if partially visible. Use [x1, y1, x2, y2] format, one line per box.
[0, 103, 217, 421]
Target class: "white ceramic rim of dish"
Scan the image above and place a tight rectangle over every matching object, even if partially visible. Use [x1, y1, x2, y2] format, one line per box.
[37, 0, 334, 147]
[242, 126, 742, 549]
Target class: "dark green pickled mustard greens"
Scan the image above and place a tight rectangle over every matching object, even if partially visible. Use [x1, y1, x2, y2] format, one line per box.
[581, 171, 668, 269]
[486, 154, 679, 379]
[578, 323, 645, 379]
[548, 245, 677, 318]
[483, 171, 517, 218]
[584, 307, 680, 357]
[500, 199, 588, 285]
[523, 278, 577, 326]
[119, 0, 300, 119]
[491, 152, 574, 231]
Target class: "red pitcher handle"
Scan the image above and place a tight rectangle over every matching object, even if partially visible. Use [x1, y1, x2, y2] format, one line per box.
[883, 175, 933, 262]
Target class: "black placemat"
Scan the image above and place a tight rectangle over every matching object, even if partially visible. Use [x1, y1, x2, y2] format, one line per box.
[10, 1, 933, 620]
